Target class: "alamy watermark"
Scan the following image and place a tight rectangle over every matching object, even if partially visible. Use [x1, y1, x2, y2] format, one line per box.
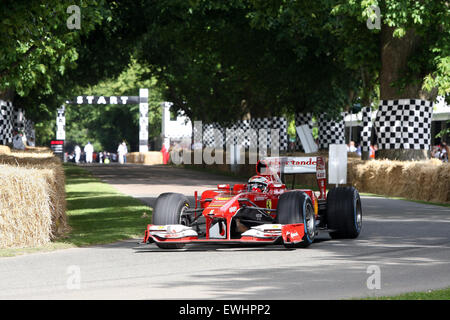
[66, 265, 81, 290]
[67, 5, 81, 30]
[366, 265, 381, 290]
[169, 121, 280, 165]
[366, 5, 381, 30]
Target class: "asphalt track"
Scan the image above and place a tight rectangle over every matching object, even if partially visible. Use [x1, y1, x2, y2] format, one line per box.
[0, 163, 449, 300]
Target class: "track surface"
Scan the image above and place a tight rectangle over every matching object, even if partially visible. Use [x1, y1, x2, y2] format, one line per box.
[0, 163, 449, 299]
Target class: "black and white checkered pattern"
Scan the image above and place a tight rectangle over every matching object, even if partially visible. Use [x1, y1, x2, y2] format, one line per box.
[360, 107, 373, 152]
[225, 120, 252, 148]
[374, 99, 433, 150]
[25, 119, 35, 140]
[14, 108, 26, 132]
[318, 113, 346, 149]
[294, 112, 313, 151]
[271, 116, 288, 152]
[0, 100, 14, 145]
[202, 122, 225, 148]
[250, 117, 288, 152]
[201, 117, 288, 152]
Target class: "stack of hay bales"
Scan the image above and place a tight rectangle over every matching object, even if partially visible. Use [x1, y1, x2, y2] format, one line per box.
[126, 151, 163, 165]
[349, 158, 450, 204]
[0, 147, 69, 248]
[0, 145, 11, 155]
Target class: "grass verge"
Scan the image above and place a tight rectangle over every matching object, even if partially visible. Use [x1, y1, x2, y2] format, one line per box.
[0, 164, 152, 257]
[363, 287, 450, 300]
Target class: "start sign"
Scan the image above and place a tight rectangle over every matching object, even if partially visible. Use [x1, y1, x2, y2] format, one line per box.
[66, 96, 140, 105]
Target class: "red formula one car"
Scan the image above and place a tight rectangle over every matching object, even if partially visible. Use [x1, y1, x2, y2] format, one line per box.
[143, 156, 362, 249]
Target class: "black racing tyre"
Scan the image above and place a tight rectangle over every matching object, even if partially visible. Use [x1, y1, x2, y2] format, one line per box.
[152, 192, 191, 249]
[276, 191, 316, 248]
[326, 187, 362, 239]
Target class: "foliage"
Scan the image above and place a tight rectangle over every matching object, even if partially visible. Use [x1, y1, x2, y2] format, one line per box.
[331, 0, 450, 99]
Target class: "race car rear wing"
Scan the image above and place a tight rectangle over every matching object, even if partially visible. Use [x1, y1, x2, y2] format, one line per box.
[257, 156, 327, 200]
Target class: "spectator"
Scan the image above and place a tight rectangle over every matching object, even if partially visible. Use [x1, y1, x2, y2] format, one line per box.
[441, 142, 449, 162]
[84, 142, 94, 164]
[356, 143, 362, 156]
[122, 141, 128, 163]
[28, 136, 36, 147]
[347, 141, 357, 153]
[12, 128, 25, 150]
[432, 145, 441, 158]
[74, 145, 81, 163]
[369, 145, 376, 159]
[117, 142, 126, 164]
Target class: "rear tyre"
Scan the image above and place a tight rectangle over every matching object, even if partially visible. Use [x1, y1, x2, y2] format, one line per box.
[326, 187, 362, 239]
[152, 192, 191, 249]
[276, 191, 316, 248]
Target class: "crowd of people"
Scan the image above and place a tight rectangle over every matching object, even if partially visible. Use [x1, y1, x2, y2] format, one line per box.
[69, 141, 129, 164]
[11, 128, 35, 150]
[432, 142, 449, 162]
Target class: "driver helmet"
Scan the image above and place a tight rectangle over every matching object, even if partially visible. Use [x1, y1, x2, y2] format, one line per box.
[247, 176, 269, 192]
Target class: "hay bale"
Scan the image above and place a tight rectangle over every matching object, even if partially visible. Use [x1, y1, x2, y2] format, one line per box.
[347, 158, 450, 204]
[0, 166, 53, 248]
[0, 145, 11, 155]
[126, 152, 163, 165]
[0, 152, 69, 244]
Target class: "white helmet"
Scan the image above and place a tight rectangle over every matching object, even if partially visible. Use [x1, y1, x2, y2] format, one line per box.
[247, 176, 269, 192]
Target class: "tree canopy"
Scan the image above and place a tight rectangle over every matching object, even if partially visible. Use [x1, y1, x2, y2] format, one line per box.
[0, 0, 448, 153]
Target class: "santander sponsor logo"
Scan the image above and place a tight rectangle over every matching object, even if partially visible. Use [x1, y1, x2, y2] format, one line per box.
[287, 158, 316, 166]
[266, 157, 317, 167]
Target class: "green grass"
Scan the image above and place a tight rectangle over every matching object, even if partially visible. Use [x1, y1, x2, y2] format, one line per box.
[363, 287, 450, 300]
[0, 164, 151, 257]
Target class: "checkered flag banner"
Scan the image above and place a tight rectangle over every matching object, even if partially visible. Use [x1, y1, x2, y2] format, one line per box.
[294, 112, 313, 151]
[360, 107, 373, 152]
[225, 120, 251, 148]
[250, 117, 288, 152]
[0, 100, 14, 145]
[25, 119, 35, 140]
[318, 112, 346, 149]
[374, 99, 433, 150]
[14, 108, 26, 132]
[201, 117, 288, 152]
[202, 122, 224, 148]
[271, 116, 288, 152]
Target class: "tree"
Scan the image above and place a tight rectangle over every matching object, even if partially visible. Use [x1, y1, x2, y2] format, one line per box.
[331, 0, 450, 160]
[1, 0, 137, 146]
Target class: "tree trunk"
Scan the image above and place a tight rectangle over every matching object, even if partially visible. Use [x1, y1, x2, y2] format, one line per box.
[0, 89, 15, 101]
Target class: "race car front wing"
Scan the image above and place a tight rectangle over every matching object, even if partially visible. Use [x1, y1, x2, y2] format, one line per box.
[143, 223, 305, 246]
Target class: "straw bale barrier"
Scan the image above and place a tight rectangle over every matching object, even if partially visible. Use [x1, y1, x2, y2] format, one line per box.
[349, 158, 450, 204]
[183, 150, 450, 204]
[0, 145, 11, 155]
[126, 151, 163, 165]
[0, 148, 69, 248]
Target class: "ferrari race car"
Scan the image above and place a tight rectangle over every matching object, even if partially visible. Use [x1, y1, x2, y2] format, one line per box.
[143, 156, 362, 249]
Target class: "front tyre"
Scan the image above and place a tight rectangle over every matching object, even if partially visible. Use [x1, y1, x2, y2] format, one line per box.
[276, 191, 316, 248]
[326, 187, 362, 239]
[152, 192, 191, 249]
